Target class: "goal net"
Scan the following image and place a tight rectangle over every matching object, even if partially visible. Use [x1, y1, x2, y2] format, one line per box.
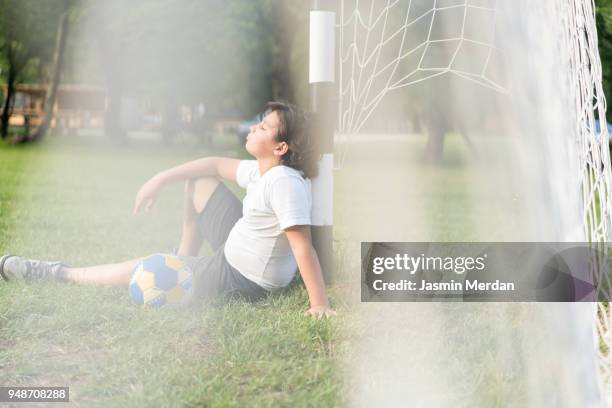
[336, 0, 612, 404]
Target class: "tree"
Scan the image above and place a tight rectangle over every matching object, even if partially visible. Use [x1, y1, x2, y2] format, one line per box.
[0, 0, 64, 139]
[84, 0, 277, 142]
[27, 0, 74, 142]
[1, 0, 312, 143]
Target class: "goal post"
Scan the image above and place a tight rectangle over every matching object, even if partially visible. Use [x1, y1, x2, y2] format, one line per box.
[309, 0, 336, 285]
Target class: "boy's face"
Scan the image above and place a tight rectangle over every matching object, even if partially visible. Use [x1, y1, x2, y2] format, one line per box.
[245, 111, 285, 160]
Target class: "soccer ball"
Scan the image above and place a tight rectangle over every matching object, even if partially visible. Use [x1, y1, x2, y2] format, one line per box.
[129, 253, 194, 308]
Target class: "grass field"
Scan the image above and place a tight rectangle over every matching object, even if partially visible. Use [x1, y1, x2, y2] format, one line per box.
[0, 132, 350, 407]
[1, 130, 600, 407]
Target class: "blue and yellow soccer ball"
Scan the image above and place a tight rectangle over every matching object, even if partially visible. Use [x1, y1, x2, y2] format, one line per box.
[129, 254, 193, 308]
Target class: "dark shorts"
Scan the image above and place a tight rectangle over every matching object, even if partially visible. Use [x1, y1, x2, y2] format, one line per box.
[177, 182, 268, 304]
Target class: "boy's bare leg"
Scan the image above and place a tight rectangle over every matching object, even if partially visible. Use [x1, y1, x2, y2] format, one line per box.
[62, 257, 146, 287]
[176, 177, 220, 256]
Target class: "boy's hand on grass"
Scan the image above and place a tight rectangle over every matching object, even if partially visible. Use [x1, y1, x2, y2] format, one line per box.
[133, 176, 163, 215]
[304, 305, 337, 320]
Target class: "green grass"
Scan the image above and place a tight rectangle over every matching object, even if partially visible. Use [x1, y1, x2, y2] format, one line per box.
[0, 130, 594, 407]
[0, 133, 350, 407]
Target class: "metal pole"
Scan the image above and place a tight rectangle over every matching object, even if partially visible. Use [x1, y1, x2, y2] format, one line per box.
[309, 0, 336, 284]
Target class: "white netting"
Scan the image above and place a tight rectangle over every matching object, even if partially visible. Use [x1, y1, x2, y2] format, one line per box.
[338, 0, 508, 137]
[562, 0, 612, 380]
[338, 0, 612, 394]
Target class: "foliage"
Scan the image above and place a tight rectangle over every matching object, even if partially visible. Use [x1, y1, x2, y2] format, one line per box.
[0, 0, 64, 85]
[596, 0, 612, 122]
[0, 0, 310, 141]
[65, 0, 307, 119]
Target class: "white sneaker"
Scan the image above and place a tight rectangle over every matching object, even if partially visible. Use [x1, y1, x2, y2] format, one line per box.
[0, 254, 69, 282]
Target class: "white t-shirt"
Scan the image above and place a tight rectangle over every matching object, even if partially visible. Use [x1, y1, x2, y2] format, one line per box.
[224, 160, 312, 291]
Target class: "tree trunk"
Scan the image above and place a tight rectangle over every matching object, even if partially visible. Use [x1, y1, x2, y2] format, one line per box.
[94, 7, 127, 144]
[1, 64, 16, 139]
[28, 6, 70, 142]
[412, 110, 422, 133]
[270, 1, 296, 103]
[104, 84, 126, 144]
[423, 78, 451, 163]
[424, 115, 447, 163]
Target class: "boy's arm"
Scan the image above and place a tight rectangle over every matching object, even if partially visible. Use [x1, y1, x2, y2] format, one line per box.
[285, 225, 337, 319]
[156, 156, 240, 184]
[133, 157, 240, 214]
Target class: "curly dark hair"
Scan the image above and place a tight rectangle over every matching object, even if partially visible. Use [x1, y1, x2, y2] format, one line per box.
[264, 101, 321, 179]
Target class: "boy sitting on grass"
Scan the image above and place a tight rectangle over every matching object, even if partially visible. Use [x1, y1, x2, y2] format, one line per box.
[1, 101, 336, 320]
